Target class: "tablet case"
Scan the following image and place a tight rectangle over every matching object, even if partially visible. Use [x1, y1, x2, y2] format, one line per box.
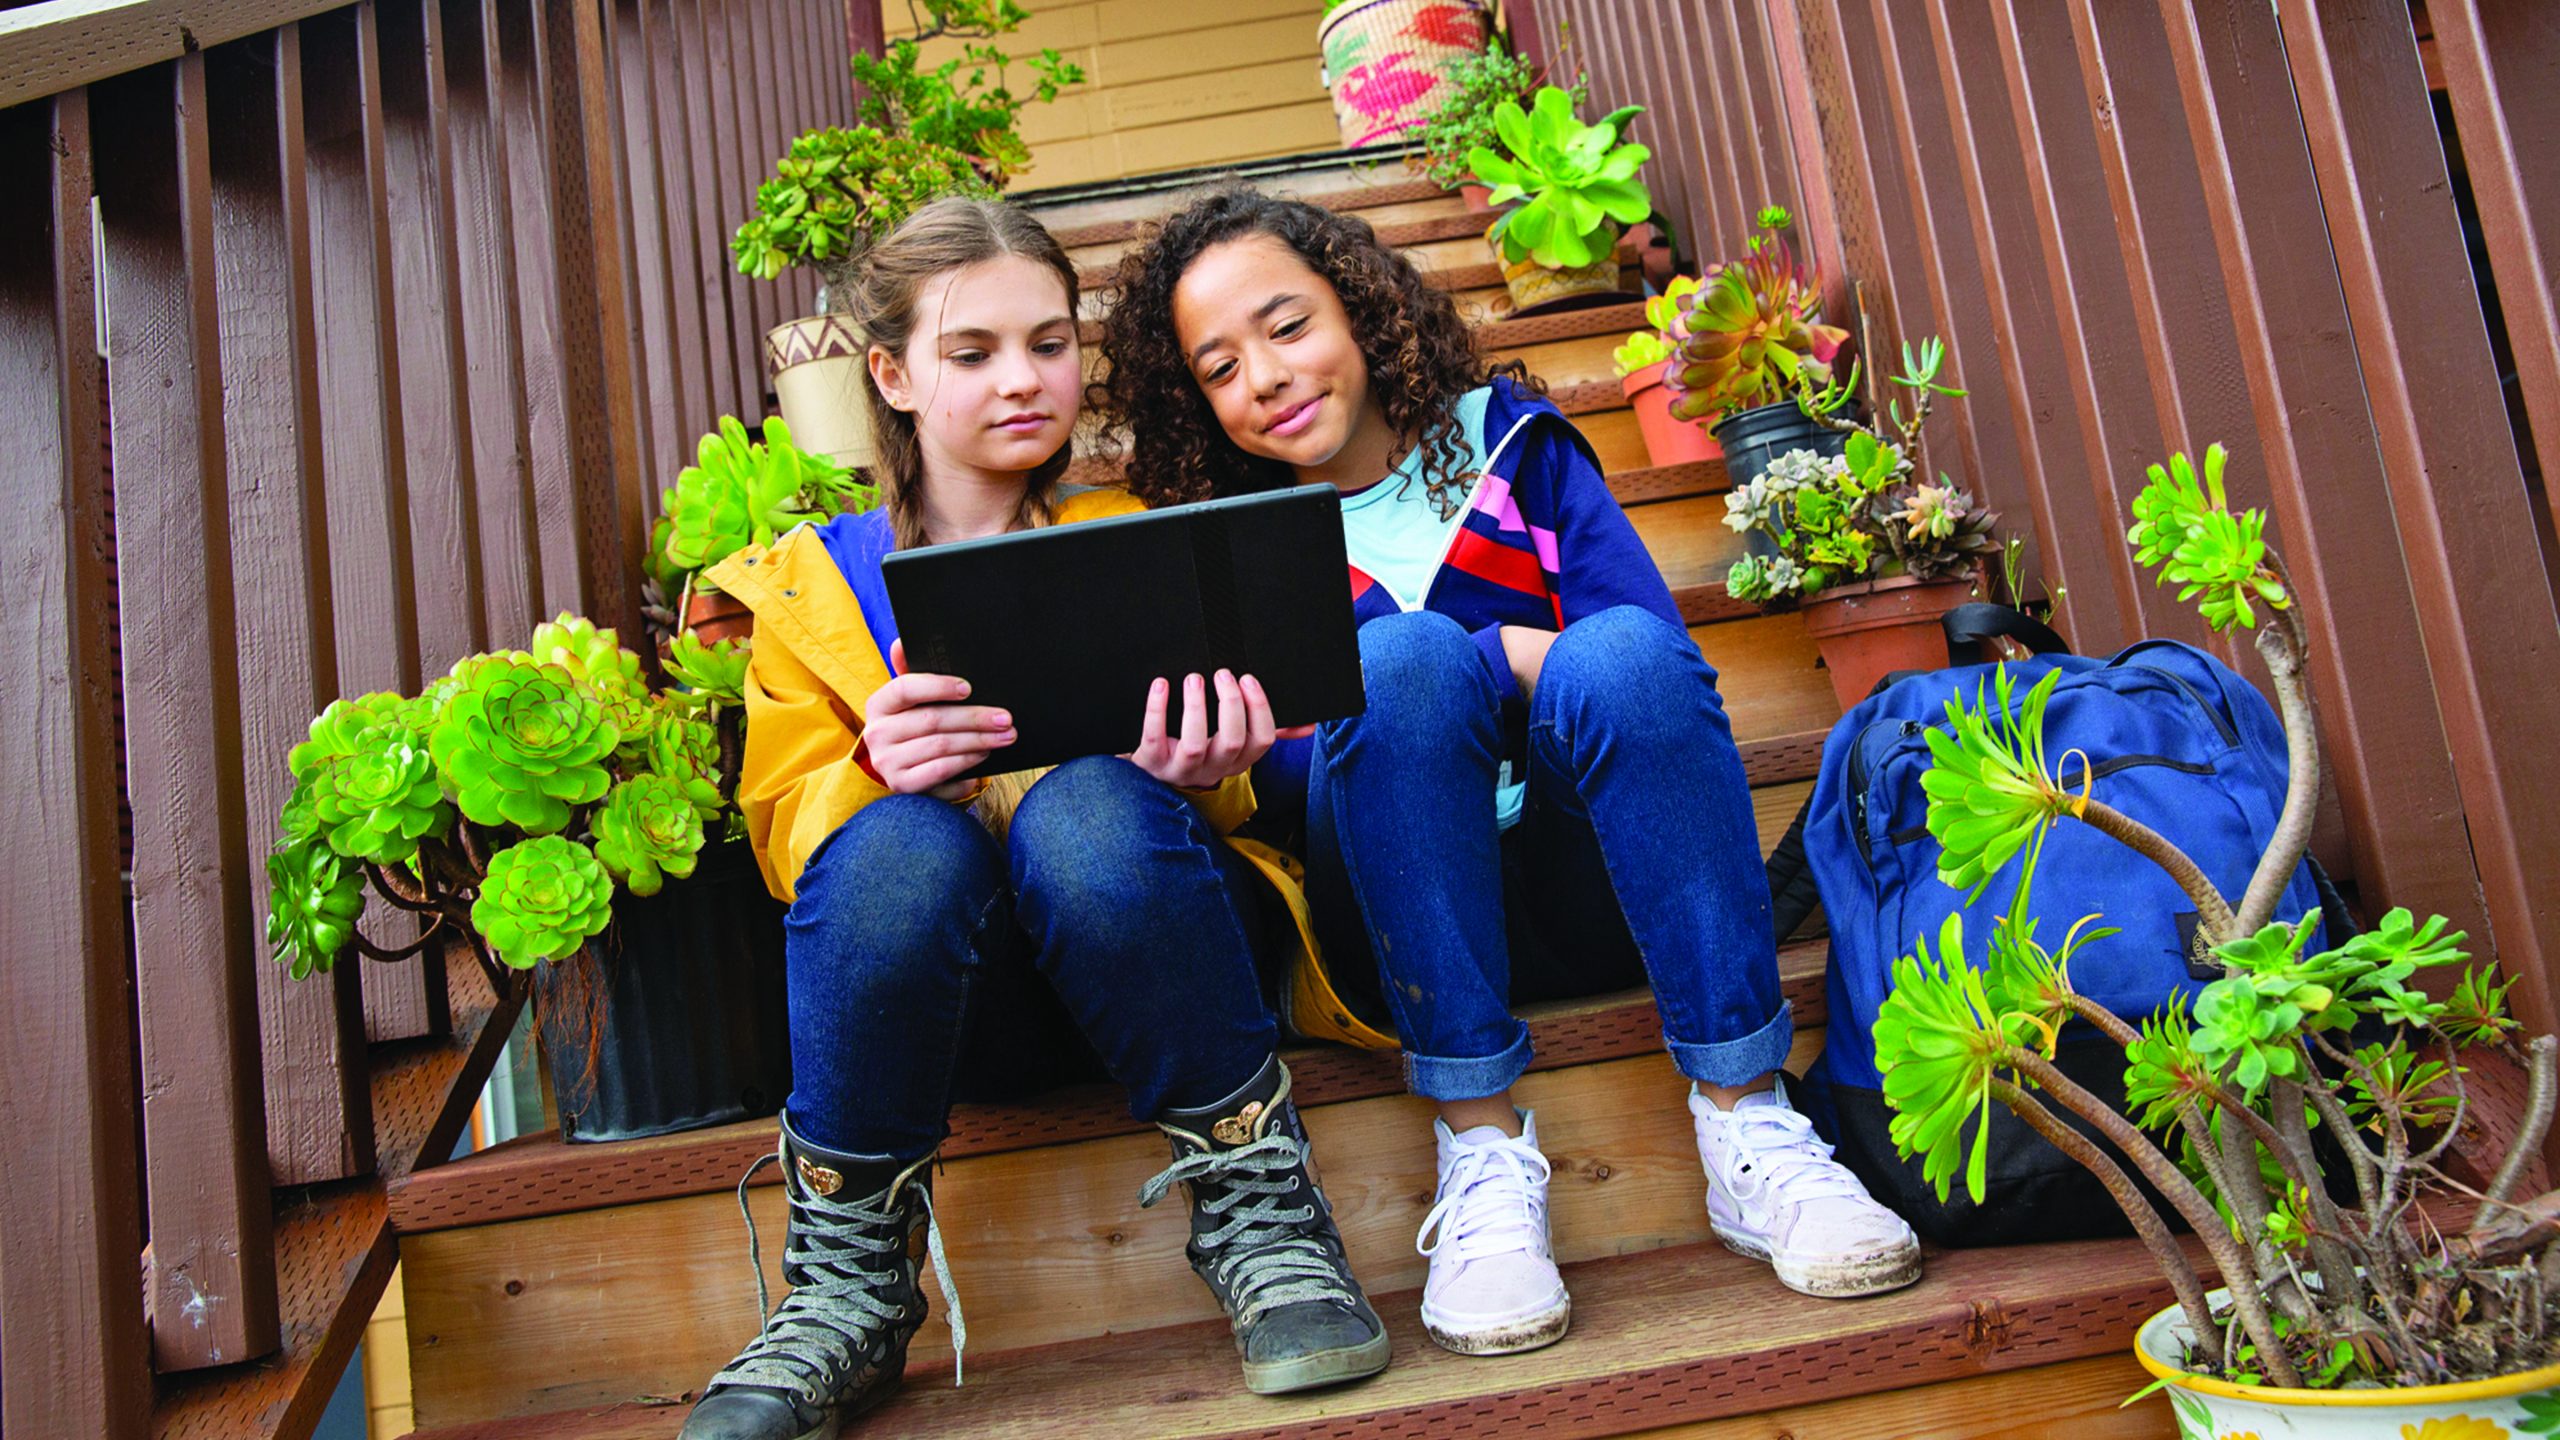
[881, 484, 1367, 777]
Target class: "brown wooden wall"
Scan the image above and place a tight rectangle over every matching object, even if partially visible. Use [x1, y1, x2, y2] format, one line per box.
[0, 1, 849, 1432]
[1518, 0, 2560, 1025]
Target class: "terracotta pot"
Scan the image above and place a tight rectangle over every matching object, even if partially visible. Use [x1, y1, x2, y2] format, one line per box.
[1459, 182, 1495, 213]
[2135, 1290, 2560, 1437]
[1799, 572, 1978, 712]
[1622, 359, 1723, 469]
[1495, 227, 1623, 311]
[1316, 0, 1492, 151]
[683, 588, 754, 645]
[765, 314, 872, 470]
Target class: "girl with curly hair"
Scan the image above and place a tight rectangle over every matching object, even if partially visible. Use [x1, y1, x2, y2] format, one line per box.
[680, 197, 1390, 1440]
[1099, 187, 1923, 1359]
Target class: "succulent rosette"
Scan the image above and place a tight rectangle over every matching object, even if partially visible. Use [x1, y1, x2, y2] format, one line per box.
[303, 722, 449, 865]
[591, 773, 707, 897]
[290, 692, 420, 776]
[528, 613, 656, 756]
[644, 696, 727, 821]
[470, 834, 615, 967]
[663, 632, 751, 711]
[429, 655, 620, 835]
[266, 838, 369, 979]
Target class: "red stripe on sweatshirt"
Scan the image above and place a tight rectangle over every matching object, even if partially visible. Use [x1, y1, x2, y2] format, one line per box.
[1447, 524, 1550, 598]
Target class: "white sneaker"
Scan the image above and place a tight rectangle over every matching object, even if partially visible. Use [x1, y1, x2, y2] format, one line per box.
[1414, 1109, 1573, 1355]
[1690, 1079, 1923, 1298]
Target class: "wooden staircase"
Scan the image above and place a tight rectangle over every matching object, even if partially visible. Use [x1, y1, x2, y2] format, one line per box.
[391, 163, 2176, 1439]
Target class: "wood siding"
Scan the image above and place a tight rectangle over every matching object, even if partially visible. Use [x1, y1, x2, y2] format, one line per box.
[883, 0, 1342, 190]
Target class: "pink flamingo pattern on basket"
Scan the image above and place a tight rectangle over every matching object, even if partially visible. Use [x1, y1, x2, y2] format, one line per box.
[1404, 3, 1486, 48]
[1337, 51, 1441, 145]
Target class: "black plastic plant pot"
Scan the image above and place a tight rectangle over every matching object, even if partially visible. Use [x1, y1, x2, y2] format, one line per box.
[533, 836, 792, 1144]
[1712, 399, 1854, 559]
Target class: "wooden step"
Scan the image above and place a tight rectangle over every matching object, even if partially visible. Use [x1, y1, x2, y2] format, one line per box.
[389, 939, 1830, 1238]
[401, 1232, 2187, 1439]
[1077, 235, 1640, 296]
[1036, 174, 1453, 250]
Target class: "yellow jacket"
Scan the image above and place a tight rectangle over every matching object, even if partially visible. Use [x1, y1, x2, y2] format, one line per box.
[707, 489, 1393, 1051]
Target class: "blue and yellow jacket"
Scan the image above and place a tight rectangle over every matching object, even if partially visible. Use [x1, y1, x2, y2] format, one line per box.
[707, 487, 1395, 1050]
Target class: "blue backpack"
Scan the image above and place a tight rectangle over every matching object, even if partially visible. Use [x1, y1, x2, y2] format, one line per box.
[1779, 615, 2340, 1246]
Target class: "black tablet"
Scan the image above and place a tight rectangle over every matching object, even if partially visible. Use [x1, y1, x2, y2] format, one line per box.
[880, 484, 1367, 777]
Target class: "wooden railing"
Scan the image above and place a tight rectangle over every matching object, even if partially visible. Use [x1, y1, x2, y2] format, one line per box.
[1518, 0, 2560, 1029]
[0, 1, 852, 1433]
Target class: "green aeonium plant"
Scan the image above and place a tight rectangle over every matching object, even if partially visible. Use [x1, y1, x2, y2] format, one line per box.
[1869, 443, 2560, 1394]
[1612, 274, 1700, 378]
[651, 415, 877, 596]
[1467, 86, 1651, 271]
[261, 615, 737, 988]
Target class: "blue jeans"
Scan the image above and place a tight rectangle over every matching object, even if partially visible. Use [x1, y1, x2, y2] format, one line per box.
[1302, 606, 1790, 1101]
[783, 756, 1283, 1160]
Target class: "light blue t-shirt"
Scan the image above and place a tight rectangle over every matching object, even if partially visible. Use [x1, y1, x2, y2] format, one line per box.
[1338, 389, 1529, 829]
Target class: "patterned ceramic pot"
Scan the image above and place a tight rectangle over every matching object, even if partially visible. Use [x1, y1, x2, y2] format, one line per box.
[1494, 224, 1621, 311]
[1316, 0, 1491, 151]
[764, 314, 872, 470]
[2136, 1295, 2560, 1438]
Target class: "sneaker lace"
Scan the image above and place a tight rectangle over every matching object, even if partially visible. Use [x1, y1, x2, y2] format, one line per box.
[1716, 1103, 1865, 1206]
[1414, 1134, 1552, 1264]
[718, 1152, 970, 1399]
[1137, 1132, 1360, 1330]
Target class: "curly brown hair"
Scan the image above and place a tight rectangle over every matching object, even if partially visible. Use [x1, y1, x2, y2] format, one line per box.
[1095, 186, 1537, 519]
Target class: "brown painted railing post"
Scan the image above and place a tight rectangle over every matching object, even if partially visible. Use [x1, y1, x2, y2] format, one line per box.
[2429, 0, 2560, 552]
[540, 0, 652, 644]
[2150, 0, 2491, 961]
[206, 25, 379, 1186]
[2276, 0, 2560, 1037]
[93, 49, 282, 1370]
[0, 85, 153, 1440]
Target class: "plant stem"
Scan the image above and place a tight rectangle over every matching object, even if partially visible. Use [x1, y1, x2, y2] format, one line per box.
[2271, 1076, 2368, 1313]
[2298, 1035, 2383, 1213]
[2236, 617, 2321, 937]
[2077, 797, 2238, 947]
[1993, 1078, 2221, 1368]
[2007, 1048, 2299, 1386]
[2488, 1034, 2560, 1206]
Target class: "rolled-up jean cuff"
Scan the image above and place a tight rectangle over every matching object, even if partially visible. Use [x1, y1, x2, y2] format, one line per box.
[1401, 1023, 1535, 1102]
[1666, 1000, 1795, 1087]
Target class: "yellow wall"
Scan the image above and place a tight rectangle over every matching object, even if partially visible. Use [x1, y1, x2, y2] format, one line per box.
[884, 0, 1342, 190]
[363, 1263, 412, 1438]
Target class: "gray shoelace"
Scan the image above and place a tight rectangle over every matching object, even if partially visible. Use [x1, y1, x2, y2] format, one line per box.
[718, 1153, 969, 1399]
[1138, 1131, 1359, 1329]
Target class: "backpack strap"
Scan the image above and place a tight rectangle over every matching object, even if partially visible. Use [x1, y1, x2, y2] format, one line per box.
[1943, 602, 2071, 666]
[1766, 801, 1824, 943]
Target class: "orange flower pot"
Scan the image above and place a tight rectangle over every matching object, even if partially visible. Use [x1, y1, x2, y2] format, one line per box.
[683, 588, 755, 646]
[1799, 572, 1979, 712]
[1622, 359, 1723, 470]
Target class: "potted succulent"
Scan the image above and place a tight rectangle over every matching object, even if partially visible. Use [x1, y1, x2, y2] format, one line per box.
[1721, 337, 1997, 708]
[848, 0, 1086, 190]
[262, 615, 791, 1142]
[732, 126, 987, 468]
[1411, 44, 1573, 211]
[648, 414, 876, 646]
[1466, 86, 1650, 312]
[1876, 444, 2560, 1435]
[1611, 275, 1721, 468]
[1666, 204, 1852, 493]
[1317, 0, 1492, 153]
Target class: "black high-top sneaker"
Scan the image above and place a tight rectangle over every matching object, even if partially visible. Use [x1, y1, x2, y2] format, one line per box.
[680, 1113, 952, 1440]
[1138, 1055, 1392, 1395]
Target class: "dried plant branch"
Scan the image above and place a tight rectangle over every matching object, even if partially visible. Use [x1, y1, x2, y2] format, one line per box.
[2236, 615, 2321, 937]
